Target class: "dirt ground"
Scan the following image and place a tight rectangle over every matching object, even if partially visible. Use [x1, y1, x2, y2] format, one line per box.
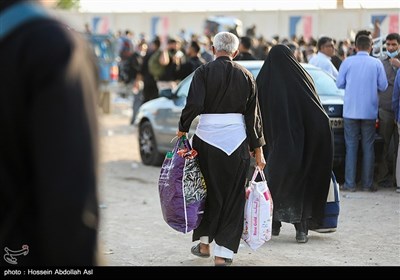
[97, 103, 400, 267]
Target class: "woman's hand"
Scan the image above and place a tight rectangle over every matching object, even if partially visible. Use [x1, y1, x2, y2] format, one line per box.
[253, 147, 266, 170]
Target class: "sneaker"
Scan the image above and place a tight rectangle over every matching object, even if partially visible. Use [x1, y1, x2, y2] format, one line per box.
[396, 187, 400, 193]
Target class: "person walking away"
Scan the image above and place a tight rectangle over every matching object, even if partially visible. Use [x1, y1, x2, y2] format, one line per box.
[177, 32, 266, 266]
[391, 69, 400, 193]
[256, 44, 333, 243]
[308, 36, 338, 78]
[0, 0, 100, 265]
[377, 33, 400, 189]
[336, 35, 388, 192]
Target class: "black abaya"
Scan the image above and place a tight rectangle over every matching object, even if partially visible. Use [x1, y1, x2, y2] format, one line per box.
[256, 44, 333, 227]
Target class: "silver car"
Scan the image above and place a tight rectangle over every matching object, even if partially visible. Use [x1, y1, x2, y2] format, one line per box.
[134, 60, 353, 167]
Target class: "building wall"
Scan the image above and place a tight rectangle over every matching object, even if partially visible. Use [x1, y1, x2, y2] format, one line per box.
[54, 8, 399, 41]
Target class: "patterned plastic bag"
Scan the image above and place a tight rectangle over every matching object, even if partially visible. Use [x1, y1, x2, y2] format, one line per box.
[242, 167, 273, 250]
[158, 136, 207, 233]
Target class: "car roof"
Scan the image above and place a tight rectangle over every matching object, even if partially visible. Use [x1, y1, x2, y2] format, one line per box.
[236, 60, 320, 71]
[235, 60, 264, 69]
[173, 59, 341, 101]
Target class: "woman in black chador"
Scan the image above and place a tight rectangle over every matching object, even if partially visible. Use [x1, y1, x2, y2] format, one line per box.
[256, 44, 333, 243]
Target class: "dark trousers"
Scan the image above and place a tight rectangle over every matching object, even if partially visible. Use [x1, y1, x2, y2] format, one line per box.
[378, 108, 399, 186]
[131, 91, 143, 124]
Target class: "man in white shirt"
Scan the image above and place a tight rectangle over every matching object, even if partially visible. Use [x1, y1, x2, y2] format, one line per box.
[309, 36, 338, 78]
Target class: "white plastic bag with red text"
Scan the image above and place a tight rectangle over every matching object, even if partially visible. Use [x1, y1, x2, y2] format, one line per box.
[242, 167, 273, 250]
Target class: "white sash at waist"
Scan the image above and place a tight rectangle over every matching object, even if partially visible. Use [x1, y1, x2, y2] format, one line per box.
[195, 113, 246, 156]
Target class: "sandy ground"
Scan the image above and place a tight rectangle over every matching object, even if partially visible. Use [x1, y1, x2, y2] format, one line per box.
[97, 103, 400, 267]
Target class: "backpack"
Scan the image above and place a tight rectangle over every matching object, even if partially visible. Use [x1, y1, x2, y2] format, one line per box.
[120, 53, 141, 84]
[0, 2, 50, 41]
[119, 37, 133, 60]
[148, 50, 166, 81]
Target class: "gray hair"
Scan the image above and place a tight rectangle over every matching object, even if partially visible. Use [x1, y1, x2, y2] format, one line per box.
[213, 32, 239, 55]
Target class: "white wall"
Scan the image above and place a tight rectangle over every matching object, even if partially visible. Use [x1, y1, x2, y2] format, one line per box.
[54, 8, 399, 41]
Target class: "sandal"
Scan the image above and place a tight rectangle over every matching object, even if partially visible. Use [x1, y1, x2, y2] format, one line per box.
[214, 257, 233, 266]
[191, 243, 210, 258]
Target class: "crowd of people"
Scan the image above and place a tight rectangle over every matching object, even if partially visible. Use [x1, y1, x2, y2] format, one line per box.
[116, 25, 399, 193]
[1, 0, 399, 267]
[113, 26, 394, 118]
[168, 29, 397, 265]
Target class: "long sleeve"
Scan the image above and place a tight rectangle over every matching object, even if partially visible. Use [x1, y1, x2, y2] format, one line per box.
[244, 75, 265, 150]
[179, 57, 265, 150]
[179, 67, 205, 132]
[377, 61, 389, 92]
[393, 71, 400, 123]
[336, 61, 347, 89]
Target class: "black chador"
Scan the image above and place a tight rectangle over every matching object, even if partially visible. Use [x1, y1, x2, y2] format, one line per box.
[256, 44, 334, 230]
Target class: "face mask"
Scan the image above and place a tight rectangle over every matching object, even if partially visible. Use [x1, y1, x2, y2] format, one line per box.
[386, 50, 399, 58]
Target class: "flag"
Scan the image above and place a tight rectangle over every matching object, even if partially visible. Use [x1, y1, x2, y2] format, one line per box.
[92, 16, 110, 34]
[150, 16, 170, 41]
[289, 15, 313, 41]
[371, 14, 399, 37]
[388, 14, 399, 33]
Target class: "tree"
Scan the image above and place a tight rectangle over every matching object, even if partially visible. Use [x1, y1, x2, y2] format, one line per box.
[56, 0, 80, 10]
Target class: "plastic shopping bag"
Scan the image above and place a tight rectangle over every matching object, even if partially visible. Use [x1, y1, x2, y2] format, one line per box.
[242, 166, 273, 250]
[158, 136, 207, 233]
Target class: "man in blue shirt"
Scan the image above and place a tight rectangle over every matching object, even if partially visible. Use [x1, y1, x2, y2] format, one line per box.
[336, 35, 388, 192]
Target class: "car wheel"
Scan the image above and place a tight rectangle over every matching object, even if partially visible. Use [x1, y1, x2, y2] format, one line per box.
[139, 121, 164, 166]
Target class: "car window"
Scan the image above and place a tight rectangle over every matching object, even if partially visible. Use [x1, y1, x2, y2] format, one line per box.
[306, 68, 342, 97]
[175, 74, 193, 98]
[248, 68, 260, 78]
